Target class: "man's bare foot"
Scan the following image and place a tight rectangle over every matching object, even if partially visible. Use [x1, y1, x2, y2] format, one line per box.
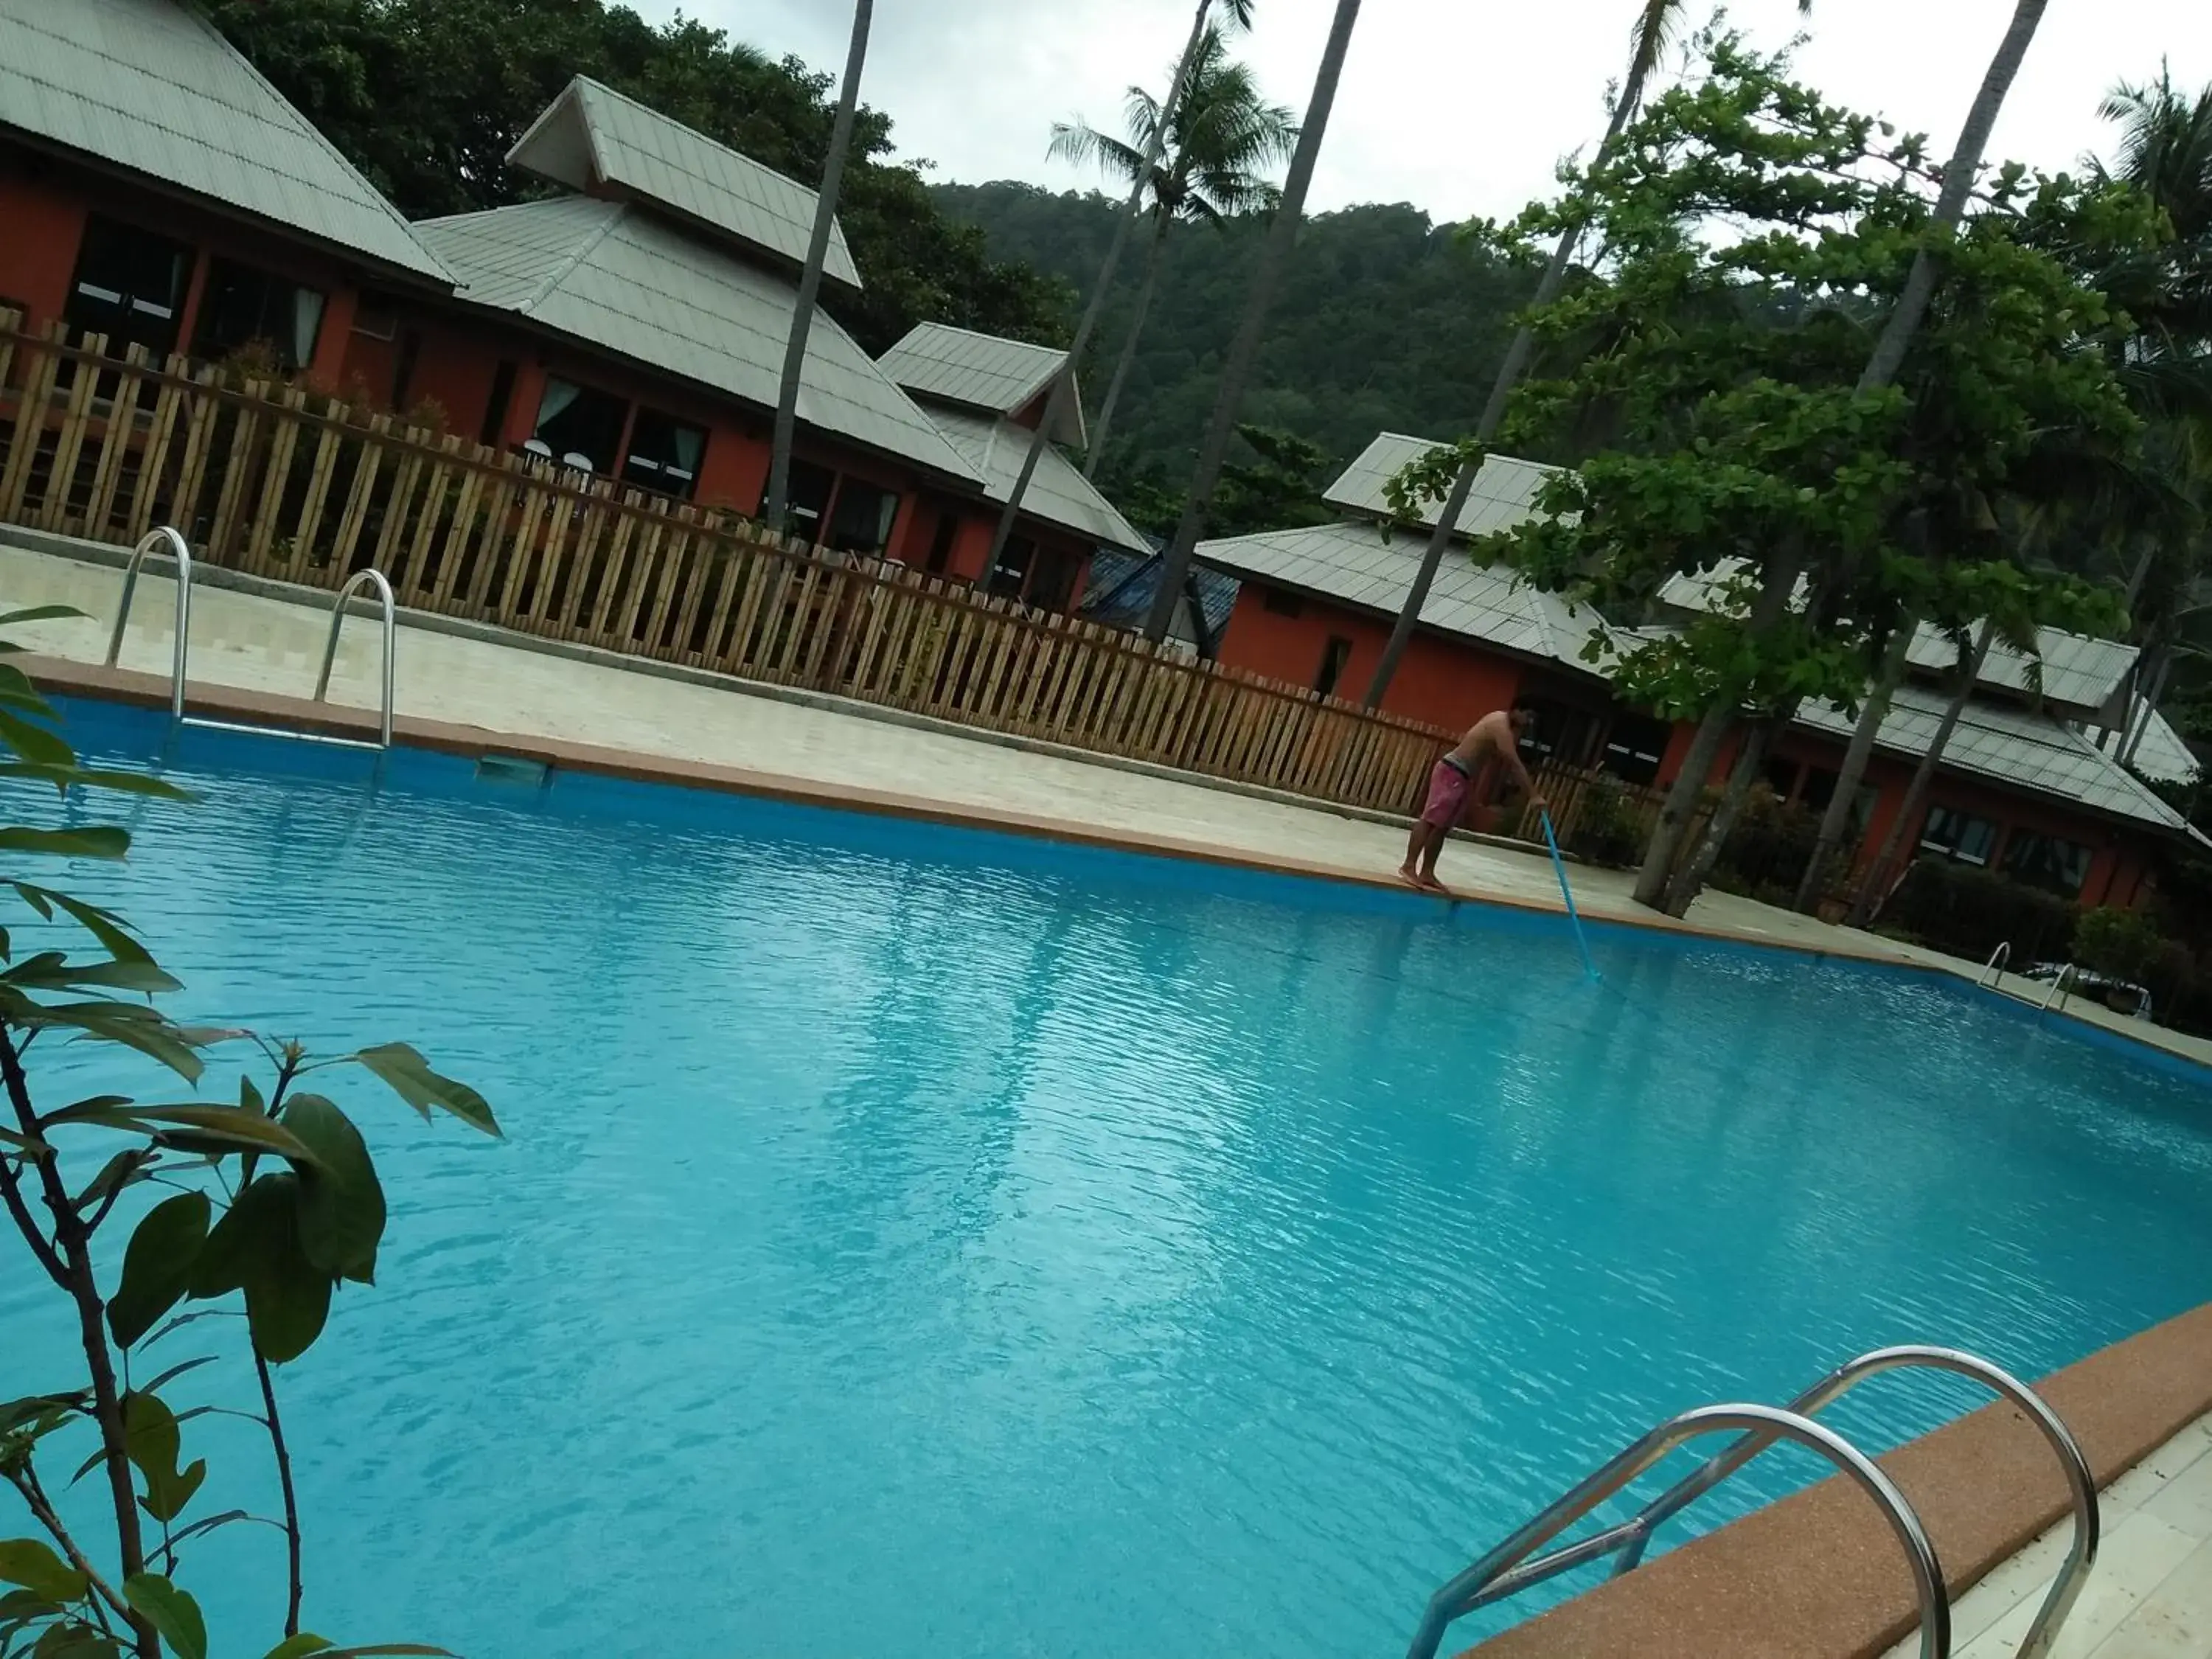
[1397, 864, 1424, 888]
[1418, 872, 1451, 896]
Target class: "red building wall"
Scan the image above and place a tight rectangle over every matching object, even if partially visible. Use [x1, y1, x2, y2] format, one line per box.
[1217, 584, 1527, 726]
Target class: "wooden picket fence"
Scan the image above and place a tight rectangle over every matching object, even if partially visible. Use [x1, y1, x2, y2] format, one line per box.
[0, 313, 1463, 814]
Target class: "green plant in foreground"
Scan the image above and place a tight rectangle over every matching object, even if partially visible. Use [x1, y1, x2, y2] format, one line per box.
[0, 607, 499, 1659]
[2074, 903, 2166, 985]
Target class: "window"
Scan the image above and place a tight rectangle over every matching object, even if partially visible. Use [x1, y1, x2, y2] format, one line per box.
[924, 512, 959, 575]
[1764, 757, 1802, 801]
[827, 477, 899, 554]
[389, 330, 422, 411]
[1601, 713, 1671, 788]
[63, 216, 192, 357]
[350, 293, 399, 342]
[527, 377, 628, 474]
[1314, 636, 1354, 698]
[988, 535, 1035, 599]
[1028, 547, 1082, 613]
[621, 407, 708, 500]
[1799, 765, 1839, 812]
[2004, 831, 2093, 898]
[1919, 804, 1999, 868]
[1264, 587, 1306, 618]
[479, 360, 518, 446]
[192, 258, 326, 369]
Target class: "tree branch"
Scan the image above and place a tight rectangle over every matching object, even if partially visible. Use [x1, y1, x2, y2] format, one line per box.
[254, 1352, 304, 1638]
[0, 1138, 66, 1286]
[4, 1463, 131, 1625]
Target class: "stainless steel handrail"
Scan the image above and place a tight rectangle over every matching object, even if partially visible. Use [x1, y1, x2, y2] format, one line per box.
[104, 526, 192, 717]
[1980, 942, 2012, 987]
[1608, 1346, 2096, 1659]
[2040, 964, 2077, 1015]
[313, 568, 397, 748]
[1402, 1402, 1950, 1659]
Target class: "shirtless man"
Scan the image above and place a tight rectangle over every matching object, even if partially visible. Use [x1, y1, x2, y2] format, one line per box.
[1399, 702, 1545, 892]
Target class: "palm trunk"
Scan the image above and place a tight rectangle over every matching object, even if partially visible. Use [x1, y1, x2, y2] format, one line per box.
[764, 0, 872, 533]
[1792, 620, 1915, 913]
[1082, 212, 1172, 481]
[1362, 76, 1642, 709]
[1663, 715, 1785, 917]
[1634, 705, 1732, 908]
[988, 1, 1214, 585]
[1846, 622, 1996, 928]
[1141, 0, 1365, 641]
[2118, 643, 2174, 768]
[1856, 0, 2048, 394]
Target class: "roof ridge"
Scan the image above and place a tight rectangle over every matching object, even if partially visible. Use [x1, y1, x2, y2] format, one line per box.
[516, 198, 630, 313]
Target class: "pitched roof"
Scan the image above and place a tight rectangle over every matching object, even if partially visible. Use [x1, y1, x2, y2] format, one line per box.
[1323, 431, 1562, 538]
[1795, 683, 2199, 837]
[2124, 706, 2201, 786]
[414, 198, 975, 484]
[1081, 548, 1242, 640]
[507, 77, 860, 289]
[1195, 518, 1605, 673]
[878, 324, 1084, 445]
[0, 0, 448, 285]
[1655, 566, 2141, 722]
[922, 405, 1144, 553]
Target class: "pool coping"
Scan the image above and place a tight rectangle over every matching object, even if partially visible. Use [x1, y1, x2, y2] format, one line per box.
[22, 647, 2209, 1081]
[23, 654, 2212, 1658]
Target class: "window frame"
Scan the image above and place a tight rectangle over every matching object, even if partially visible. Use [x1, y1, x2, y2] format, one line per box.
[63, 214, 194, 359]
[191, 256, 327, 370]
[619, 406, 709, 501]
[1919, 803, 2000, 868]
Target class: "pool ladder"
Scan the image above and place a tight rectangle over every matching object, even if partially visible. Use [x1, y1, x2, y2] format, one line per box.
[1405, 1345, 2098, 1659]
[104, 526, 397, 750]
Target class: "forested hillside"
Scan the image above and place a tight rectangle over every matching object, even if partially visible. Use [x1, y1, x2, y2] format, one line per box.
[931, 182, 1541, 527]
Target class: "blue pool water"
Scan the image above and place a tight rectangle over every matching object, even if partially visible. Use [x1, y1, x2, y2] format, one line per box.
[7, 697, 2212, 1659]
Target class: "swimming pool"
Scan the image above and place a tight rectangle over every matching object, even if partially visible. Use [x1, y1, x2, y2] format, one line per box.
[8, 696, 2212, 1659]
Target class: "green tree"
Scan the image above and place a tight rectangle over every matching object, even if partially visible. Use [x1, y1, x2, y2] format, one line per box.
[201, 0, 1068, 355]
[1048, 26, 1297, 481]
[0, 616, 498, 1657]
[765, 0, 872, 533]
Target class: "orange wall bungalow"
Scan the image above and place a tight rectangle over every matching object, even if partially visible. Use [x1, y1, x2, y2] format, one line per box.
[1197, 433, 2203, 910]
[0, 1, 1145, 612]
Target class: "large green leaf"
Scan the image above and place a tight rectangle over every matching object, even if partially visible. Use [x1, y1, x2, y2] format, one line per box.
[0, 827, 129, 860]
[0, 1540, 85, 1604]
[108, 1192, 210, 1347]
[2, 953, 180, 996]
[122, 1575, 205, 1659]
[21, 1004, 201, 1082]
[189, 1175, 333, 1362]
[27, 1619, 119, 1658]
[13, 886, 159, 968]
[355, 1044, 500, 1137]
[282, 1096, 384, 1284]
[260, 1638, 335, 1659]
[0, 764, 192, 799]
[44, 1104, 319, 1164]
[121, 1393, 206, 1527]
[0, 606, 86, 628]
[0, 706, 75, 769]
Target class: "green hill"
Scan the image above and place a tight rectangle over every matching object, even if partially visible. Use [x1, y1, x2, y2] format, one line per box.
[930, 182, 1541, 533]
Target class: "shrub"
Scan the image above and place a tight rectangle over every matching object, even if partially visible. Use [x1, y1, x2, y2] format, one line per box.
[1713, 785, 1820, 902]
[1879, 857, 2076, 965]
[2073, 905, 2165, 984]
[1567, 775, 1644, 868]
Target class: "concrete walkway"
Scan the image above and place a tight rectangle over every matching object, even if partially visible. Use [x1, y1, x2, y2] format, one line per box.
[3, 535, 2203, 1068]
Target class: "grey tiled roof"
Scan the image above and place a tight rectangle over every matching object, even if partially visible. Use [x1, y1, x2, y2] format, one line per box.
[878, 324, 1083, 445]
[0, 0, 448, 283]
[2118, 706, 2200, 786]
[922, 405, 1144, 553]
[414, 199, 977, 483]
[1323, 431, 1562, 538]
[507, 77, 860, 289]
[1195, 518, 1605, 673]
[1795, 683, 2194, 834]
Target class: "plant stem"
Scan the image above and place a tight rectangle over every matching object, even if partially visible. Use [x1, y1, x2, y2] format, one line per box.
[4, 1465, 132, 1626]
[0, 1141, 66, 1286]
[253, 1350, 304, 1637]
[0, 1025, 157, 1659]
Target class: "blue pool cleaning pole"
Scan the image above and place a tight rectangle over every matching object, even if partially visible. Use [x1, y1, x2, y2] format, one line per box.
[1539, 810, 1599, 981]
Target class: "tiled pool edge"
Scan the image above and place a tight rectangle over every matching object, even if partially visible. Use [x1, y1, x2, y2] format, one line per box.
[1457, 1304, 2212, 1659]
[27, 649, 2208, 1079]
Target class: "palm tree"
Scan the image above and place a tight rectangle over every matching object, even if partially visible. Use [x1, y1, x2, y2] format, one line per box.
[1141, 0, 1366, 641]
[1362, 0, 1812, 712]
[1049, 29, 1297, 481]
[983, 0, 1255, 589]
[1651, 0, 2051, 914]
[764, 0, 872, 536]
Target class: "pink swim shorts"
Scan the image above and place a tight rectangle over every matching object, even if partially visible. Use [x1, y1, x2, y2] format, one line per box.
[1420, 757, 1474, 828]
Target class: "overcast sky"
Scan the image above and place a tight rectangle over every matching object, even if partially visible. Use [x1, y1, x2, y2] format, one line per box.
[647, 1, 2209, 224]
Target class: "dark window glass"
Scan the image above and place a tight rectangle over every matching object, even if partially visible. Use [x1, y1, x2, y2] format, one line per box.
[1800, 765, 1839, 811]
[1600, 712, 1671, 788]
[477, 360, 518, 445]
[1920, 804, 1999, 867]
[1763, 756, 1801, 800]
[527, 377, 628, 474]
[2003, 830, 2093, 897]
[1028, 547, 1082, 613]
[63, 216, 192, 357]
[389, 329, 422, 410]
[192, 258, 326, 368]
[827, 477, 899, 554]
[925, 512, 959, 575]
[1263, 587, 1305, 618]
[351, 293, 399, 341]
[1315, 635, 1354, 698]
[761, 459, 836, 540]
[621, 407, 708, 500]
[989, 535, 1035, 599]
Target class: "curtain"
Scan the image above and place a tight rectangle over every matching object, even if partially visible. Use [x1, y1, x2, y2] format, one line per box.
[290, 286, 325, 369]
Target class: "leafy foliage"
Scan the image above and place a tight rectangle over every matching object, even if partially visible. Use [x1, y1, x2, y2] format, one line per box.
[201, 0, 1071, 356]
[2074, 903, 2167, 983]
[0, 613, 497, 1658]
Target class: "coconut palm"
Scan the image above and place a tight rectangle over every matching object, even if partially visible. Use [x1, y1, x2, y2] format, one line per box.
[1050, 29, 1298, 481]
[1141, 0, 1366, 641]
[1360, 0, 1812, 712]
[984, 0, 1256, 588]
[765, 0, 872, 535]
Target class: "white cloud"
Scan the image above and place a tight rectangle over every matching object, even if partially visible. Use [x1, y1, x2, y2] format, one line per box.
[657, 0, 2210, 223]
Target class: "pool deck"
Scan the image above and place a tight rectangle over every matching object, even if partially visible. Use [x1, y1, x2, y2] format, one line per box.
[2, 534, 2204, 1071]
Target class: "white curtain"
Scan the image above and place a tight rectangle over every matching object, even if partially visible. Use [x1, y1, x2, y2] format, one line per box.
[290, 286, 325, 368]
[533, 378, 581, 437]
